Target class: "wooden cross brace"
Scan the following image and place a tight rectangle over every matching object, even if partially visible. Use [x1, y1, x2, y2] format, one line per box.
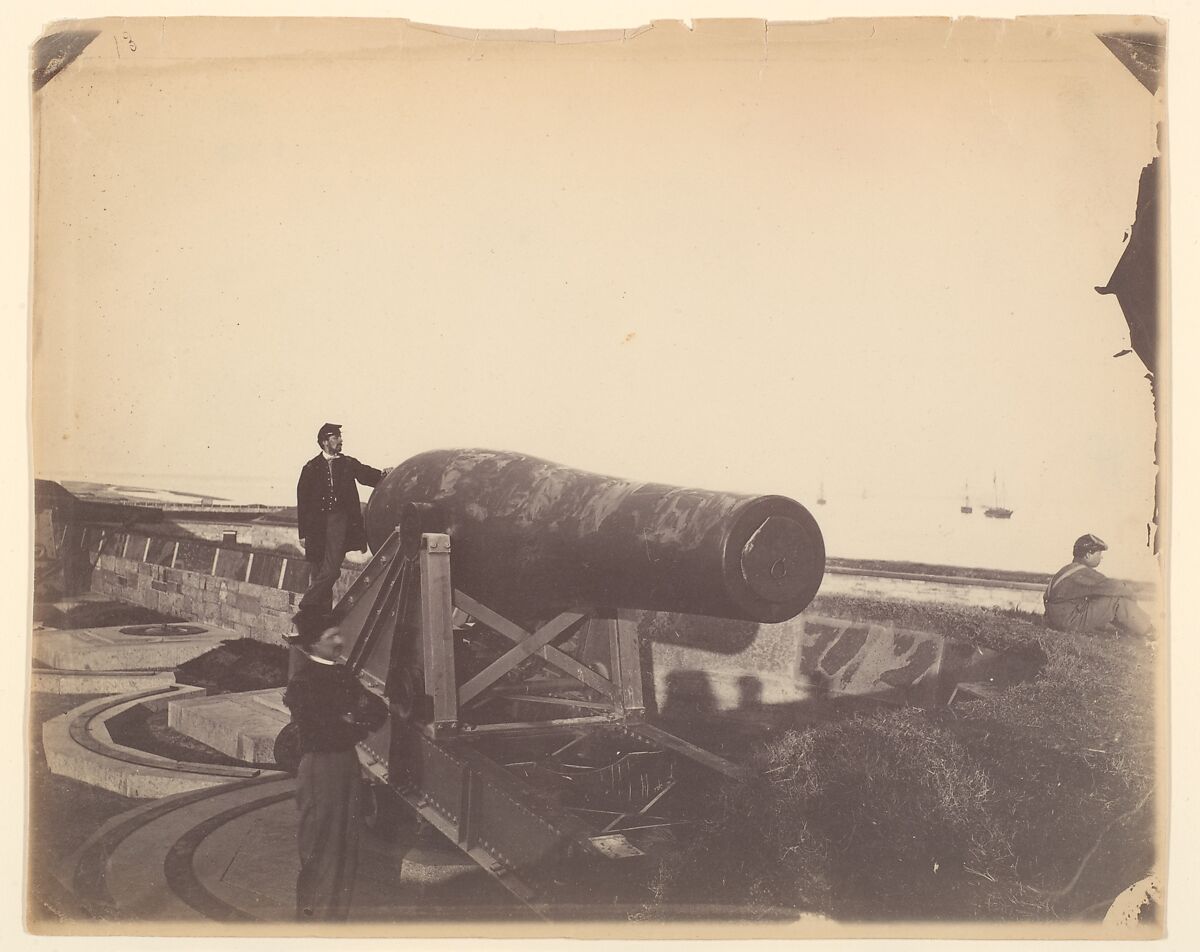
[453, 592, 620, 702]
[456, 609, 587, 706]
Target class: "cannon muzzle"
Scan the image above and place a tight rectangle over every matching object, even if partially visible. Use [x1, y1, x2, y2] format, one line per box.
[364, 449, 824, 623]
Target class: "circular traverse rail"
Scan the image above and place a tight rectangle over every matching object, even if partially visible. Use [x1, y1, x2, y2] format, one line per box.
[163, 790, 296, 922]
[68, 685, 277, 779]
[62, 776, 293, 915]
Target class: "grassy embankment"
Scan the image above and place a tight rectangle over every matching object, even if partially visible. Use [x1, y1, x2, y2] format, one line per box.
[644, 593, 1159, 923]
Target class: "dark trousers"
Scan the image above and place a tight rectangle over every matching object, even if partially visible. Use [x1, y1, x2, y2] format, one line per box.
[299, 510, 348, 612]
[1046, 595, 1153, 638]
[296, 748, 362, 920]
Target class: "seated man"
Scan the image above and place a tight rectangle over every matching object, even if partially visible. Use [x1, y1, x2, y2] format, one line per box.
[1043, 533, 1153, 638]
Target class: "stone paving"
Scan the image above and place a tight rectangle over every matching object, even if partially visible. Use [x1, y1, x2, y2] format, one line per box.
[33, 622, 236, 675]
[30, 603, 495, 931]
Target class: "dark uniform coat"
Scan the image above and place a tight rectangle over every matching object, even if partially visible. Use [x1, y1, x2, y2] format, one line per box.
[296, 455, 384, 564]
[283, 658, 388, 920]
[1043, 561, 1151, 636]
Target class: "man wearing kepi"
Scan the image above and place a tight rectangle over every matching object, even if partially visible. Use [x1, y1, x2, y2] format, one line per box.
[283, 609, 388, 920]
[296, 423, 389, 613]
[1043, 533, 1153, 638]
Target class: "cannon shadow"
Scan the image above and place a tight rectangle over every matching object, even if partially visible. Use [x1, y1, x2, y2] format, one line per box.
[640, 609, 1043, 736]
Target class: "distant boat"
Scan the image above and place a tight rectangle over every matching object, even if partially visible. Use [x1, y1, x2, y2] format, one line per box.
[817, 480, 826, 506]
[961, 480, 973, 514]
[984, 472, 1013, 519]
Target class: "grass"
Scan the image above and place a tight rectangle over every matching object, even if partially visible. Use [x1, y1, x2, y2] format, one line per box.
[642, 594, 1159, 922]
[32, 600, 182, 630]
[174, 638, 289, 694]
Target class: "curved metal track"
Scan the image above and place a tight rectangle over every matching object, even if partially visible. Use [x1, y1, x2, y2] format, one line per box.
[64, 776, 290, 915]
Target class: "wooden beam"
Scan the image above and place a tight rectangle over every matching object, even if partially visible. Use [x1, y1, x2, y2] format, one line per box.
[458, 612, 585, 706]
[487, 693, 613, 712]
[459, 714, 612, 734]
[594, 612, 646, 715]
[345, 548, 408, 674]
[452, 591, 527, 643]
[419, 534, 459, 726]
[613, 611, 645, 713]
[624, 720, 753, 782]
[454, 591, 615, 698]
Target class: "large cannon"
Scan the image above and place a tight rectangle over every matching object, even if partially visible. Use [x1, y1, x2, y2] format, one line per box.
[363, 449, 825, 624]
[338, 450, 826, 914]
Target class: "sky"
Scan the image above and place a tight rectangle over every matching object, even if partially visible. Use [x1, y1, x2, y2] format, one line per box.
[30, 14, 1162, 577]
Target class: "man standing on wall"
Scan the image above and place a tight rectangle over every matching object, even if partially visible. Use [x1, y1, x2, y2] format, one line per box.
[296, 423, 390, 615]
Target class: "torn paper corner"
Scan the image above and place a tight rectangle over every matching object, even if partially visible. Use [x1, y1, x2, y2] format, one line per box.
[30, 26, 101, 92]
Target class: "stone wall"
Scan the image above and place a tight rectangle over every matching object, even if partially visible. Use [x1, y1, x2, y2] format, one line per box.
[819, 569, 1047, 614]
[75, 524, 363, 643]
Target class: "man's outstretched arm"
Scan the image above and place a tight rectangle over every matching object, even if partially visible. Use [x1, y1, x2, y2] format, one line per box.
[351, 459, 389, 488]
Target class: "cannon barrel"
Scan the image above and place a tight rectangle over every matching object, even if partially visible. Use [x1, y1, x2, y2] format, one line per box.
[364, 449, 825, 623]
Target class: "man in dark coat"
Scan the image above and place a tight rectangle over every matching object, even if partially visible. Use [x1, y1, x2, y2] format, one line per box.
[296, 423, 389, 613]
[283, 608, 389, 920]
[1043, 533, 1154, 638]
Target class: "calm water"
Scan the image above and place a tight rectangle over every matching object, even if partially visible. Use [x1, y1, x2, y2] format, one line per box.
[812, 493, 1160, 583]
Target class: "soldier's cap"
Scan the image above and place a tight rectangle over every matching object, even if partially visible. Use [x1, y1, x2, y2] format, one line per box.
[1073, 533, 1108, 557]
[316, 422, 342, 444]
[290, 607, 337, 646]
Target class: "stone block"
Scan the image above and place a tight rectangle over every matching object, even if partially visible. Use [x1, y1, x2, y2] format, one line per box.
[32, 624, 236, 671]
[259, 586, 292, 610]
[32, 669, 177, 694]
[168, 689, 289, 764]
[232, 591, 262, 613]
[400, 846, 482, 886]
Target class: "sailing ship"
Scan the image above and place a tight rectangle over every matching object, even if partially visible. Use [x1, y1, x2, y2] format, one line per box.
[984, 472, 1013, 519]
[817, 480, 826, 506]
[960, 481, 973, 514]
